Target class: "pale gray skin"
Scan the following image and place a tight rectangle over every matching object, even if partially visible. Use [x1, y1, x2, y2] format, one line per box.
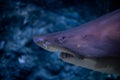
[34, 9, 120, 74]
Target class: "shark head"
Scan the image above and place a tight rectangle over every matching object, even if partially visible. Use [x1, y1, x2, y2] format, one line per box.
[33, 31, 84, 63]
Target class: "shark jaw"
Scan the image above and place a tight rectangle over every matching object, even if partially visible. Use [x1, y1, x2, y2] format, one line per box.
[33, 36, 78, 59]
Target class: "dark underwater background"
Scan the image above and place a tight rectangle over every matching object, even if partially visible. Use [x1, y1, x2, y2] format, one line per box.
[0, 0, 120, 80]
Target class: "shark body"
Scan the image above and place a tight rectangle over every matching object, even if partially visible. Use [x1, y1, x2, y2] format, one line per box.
[34, 9, 120, 74]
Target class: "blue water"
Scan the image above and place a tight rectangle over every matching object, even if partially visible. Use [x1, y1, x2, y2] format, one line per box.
[0, 0, 120, 80]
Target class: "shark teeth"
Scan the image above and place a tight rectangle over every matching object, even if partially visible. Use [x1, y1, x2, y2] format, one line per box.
[60, 52, 74, 58]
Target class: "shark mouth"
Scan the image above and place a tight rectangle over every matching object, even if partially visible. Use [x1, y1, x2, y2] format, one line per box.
[60, 52, 74, 58]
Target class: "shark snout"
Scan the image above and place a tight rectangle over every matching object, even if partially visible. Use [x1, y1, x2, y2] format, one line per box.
[33, 35, 51, 49]
[33, 36, 45, 44]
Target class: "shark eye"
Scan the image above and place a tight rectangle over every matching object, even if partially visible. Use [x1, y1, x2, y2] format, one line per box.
[57, 36, 66, 43]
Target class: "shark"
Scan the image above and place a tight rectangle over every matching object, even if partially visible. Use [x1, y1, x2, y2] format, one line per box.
[33, 9, 120, 74]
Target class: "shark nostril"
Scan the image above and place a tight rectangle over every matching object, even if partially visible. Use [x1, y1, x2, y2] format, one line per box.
[42, 41, 50, 49]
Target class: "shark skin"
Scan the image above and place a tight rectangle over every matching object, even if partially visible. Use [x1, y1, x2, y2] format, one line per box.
[33, 9, 120, 74]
